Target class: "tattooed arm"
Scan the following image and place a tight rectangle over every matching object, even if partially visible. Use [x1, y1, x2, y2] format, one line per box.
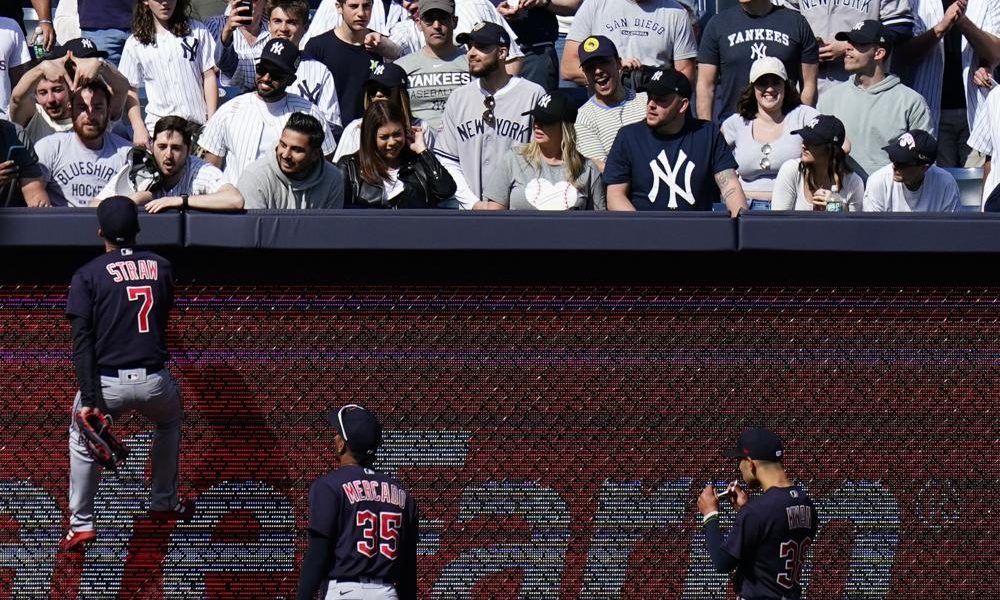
[715, 168, 748, 217]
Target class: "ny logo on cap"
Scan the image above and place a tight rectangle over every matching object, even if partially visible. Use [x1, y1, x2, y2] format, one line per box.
[81, 39, 95, 49]
[650, 70, 664, 82]
[852, 20, 865, 30]
[472, 21, 486, 31]
[373, 63, 386, 76]
[806, 116, 820, 128]
[898, 132, 916, 149]
[583, 37, 600, 52]
[538, 94, 552, 108]
[269, 41, 285, 55]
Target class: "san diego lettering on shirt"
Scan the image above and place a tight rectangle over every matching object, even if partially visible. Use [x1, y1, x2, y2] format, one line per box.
[105, 259, 160, 283]
[799, 0, 870, 10]
[605, 17, 667, 37]
[342, 478, 408, 508]
[458, 118, 528, 142]
[726, 28, 792, 47]
[786, 504, 814, 529]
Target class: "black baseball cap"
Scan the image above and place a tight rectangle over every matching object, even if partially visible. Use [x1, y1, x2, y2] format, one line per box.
[643, 68, 692, 99]
[835, 19, 888, 46]
[258, 38, 300, 75]
[792, 114, 846, 145]
[419, 0, 455, 17]
[723, 427, 785, 461]
[329, 404, 382, 459]
[577, 35, 618, 65]
[456, 21, 511, 48]
[522, 90, 578, 124]
[51, 37, 109, 60]
[883, 129, 938, 165]
[97, 196, 140, 244]
[364, 62, 409, 90]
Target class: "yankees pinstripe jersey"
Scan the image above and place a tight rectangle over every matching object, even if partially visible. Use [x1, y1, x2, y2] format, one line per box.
[434, 77, 545, 209]
[198, 92, 336, 183]
[0, 17, 32, 117]
[293, 58, 343, 134]
[388, 0, 525, 60]
[119, 21, 218, 133]
[900, 0, 945, 129]
[967, 85, 1000, 207]
[960, 0, 1000, 130]
[205, 15, 271, 93]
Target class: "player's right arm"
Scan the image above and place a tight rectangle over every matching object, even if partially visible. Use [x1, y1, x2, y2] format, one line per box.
[66, 273, 104, 411]
[297, 477, 341, 600]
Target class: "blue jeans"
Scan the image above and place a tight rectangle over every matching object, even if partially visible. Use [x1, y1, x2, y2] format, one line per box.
[80, 27, 130, 67]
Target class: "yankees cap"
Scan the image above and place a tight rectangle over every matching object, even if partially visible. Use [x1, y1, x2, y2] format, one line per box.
[419, 0, 456, 16]
[330, 404, 383, 458]
[97, 196, 140, 244]
[258, 38, 300, 75]
[749, 56, 788, 83]
[456, 22, 511, 48]
[835, 19, 888, 47]
[50, 37, 109, 60]
[577, 35, 618, 65]
[642, 68, 692, 99]
[522, 90, 578, 124]
[365, 62, 409, 90]
[883, 129, 938, 165]
[792, 114, 846, 145]
[723, 427, 784, 461]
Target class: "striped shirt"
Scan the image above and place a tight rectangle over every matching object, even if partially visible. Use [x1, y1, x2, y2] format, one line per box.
[97, 156, 229, 200]
[205, 15, 271, 93]
[574, 89, 648, 164]
[119, 21, 218, 133]
[900, 0, 944, 129]
[198, 91, 337, 183]
[961, 0, 1000, 130]
[967, 85, 1000, 207]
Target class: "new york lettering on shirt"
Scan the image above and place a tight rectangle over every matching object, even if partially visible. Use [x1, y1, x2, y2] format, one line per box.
[799, 0, 872, 9]
[456, 117, 530, 143]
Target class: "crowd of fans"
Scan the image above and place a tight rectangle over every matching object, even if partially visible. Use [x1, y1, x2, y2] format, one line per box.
[1, 0, 999, 214]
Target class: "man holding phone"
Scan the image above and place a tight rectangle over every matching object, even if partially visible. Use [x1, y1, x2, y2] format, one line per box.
[0, 118, 50, 207]
[206, 0, 270, 92]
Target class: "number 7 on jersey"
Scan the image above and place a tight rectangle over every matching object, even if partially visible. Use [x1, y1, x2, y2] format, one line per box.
[127, 285, 154, 333]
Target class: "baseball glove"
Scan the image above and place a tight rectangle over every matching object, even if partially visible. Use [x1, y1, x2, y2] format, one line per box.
[74, 409, 129, 471]
[127, 146, 163, 193]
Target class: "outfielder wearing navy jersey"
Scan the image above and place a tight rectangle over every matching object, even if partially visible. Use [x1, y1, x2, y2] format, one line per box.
[61, 196, 187, 551]
[298, 404, 418, 600]
[698, 428, 818, 600]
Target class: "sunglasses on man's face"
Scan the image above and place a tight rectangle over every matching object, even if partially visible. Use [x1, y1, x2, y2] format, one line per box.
[256, 64, 290, 81]
[482, 95, 496, 127]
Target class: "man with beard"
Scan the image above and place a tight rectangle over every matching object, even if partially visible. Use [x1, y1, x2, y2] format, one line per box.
[198, 38, 336, 184]
[35, 81, 130, 207]
[95, 116, 244, 213]
[239, 111, 345, 209]
[9, 38, 131, 144]
[434, 21, 545, 209]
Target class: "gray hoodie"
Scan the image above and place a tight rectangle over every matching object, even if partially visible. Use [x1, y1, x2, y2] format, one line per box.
[238, 152, 345, 209]
[817, 73, 932, 181]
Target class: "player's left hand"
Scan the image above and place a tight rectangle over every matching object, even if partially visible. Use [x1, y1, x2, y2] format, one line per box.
[818, 39, 848, 62]
[145, 197, 182, 213]
[698, 484, 720, 516]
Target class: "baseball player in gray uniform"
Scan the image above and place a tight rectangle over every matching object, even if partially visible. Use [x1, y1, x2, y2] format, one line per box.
[434, 21, 545, 209]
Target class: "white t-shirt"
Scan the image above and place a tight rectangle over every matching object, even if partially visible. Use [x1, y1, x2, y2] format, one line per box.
[771, 158, 864, 211]
[97, 155, 228, 200]
[0, 17, 32, 117]
[567, 0, 697, 67]
[863, 163, 961, 212]
[119, 21, 218, 133]
[198, 92, 337, 183]
[35, 131, 131, 207]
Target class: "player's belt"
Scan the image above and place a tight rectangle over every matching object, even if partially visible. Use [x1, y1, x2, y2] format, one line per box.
[100, 364, 164, 377]
[334, 576, 390, 585]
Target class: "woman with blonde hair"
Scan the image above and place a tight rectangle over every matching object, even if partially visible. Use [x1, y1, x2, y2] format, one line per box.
[478, 91, 605, 210]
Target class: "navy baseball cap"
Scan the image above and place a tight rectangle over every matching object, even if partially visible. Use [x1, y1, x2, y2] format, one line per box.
[329, 404, 382, 459]
[835, 19, 888, 46]
[456, 21, 511, 48]
[723, 427, 784, 461]
[97, 196, 140, 244]
[258, 38, 300, 75]
[522, 90, 578, 124]
[365, 62, 409, 90]
[792, 114, 846, 145]
[643, 68, 692, 99]
[883, 129, 938, 165]
[577, 35, 618, 65]
[51, 37, 109, 60]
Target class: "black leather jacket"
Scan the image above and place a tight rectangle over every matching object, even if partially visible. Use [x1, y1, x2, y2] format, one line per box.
[336, 150, 457, 209]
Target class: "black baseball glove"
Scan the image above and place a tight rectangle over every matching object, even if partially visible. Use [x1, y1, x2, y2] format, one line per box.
[74, 409, 129, 471]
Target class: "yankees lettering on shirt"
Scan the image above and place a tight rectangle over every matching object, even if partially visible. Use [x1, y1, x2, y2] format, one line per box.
[726, 29, 791, 47]
[605, 17, 667, 37]
[409, 72, 473, 90]
[341, 478, 408, 508]
[105, 260, 159, 283]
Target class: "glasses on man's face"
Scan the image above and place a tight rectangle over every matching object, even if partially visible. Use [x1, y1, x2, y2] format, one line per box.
[759, 143, 772, 171]
[256, 64, 288, 82]
[482, 95, 496, 127]
[420, 11, 450, 25]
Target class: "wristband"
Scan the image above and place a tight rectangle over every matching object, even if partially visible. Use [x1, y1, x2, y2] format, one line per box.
[38, 19, 53, 24]
[181, 194, 189, 210]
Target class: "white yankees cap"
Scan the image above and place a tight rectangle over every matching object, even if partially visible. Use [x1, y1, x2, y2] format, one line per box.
[749, 57, 788, 84]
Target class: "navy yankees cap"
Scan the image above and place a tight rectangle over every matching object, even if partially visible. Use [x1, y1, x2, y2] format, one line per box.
[522, 90, 578, 124]
[329, 404, 382, 459]
[835, 19, 888, 47]
[259, 38, 300, 75]
[792, 114, 845, 145]
[97, 196, 140, 244]
[577, 35, 618, 65]
[643, 68, 692, 99]
[50, 37, 109, 60]
[883, 129, 938, 165]
[456, 21, 510, 48]
[365, 62, 409, 91]
[723, 427, 784, 461]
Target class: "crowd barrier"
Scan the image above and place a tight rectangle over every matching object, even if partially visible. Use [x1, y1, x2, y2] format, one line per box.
[1, 209, 997, 598]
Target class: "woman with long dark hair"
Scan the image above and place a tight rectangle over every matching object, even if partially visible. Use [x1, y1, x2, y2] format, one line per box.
[720, 57, 818, 205]
[771, 114, 864, 211]
[336, 101, 456, 208]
